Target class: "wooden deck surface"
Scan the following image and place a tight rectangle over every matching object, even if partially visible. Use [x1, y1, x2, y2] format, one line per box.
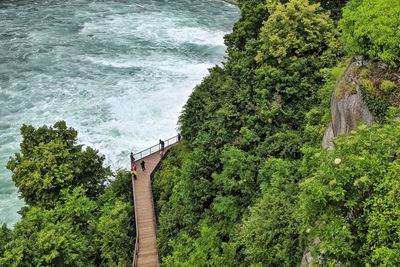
[132, 150, 167, 267]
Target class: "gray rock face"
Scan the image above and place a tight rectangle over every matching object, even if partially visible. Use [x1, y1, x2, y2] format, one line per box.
[300, 250, 313, 267]
[322, 57, 374, 149]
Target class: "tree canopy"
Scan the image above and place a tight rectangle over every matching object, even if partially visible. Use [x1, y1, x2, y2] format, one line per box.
[7, 121, 111, 207]
[1, 122, 134, 266]
[339, 0, 400, 65]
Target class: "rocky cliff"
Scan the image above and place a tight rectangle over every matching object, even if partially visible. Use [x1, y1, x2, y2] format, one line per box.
[322, 57, 400, 149]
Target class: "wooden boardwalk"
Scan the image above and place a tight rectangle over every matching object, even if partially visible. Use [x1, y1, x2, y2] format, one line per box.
[132, 141, 178, 267]
[131, 135, 179, 267]
[132, 151, 161, 267]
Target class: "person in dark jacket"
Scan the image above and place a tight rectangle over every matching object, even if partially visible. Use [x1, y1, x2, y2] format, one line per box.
[140, 160, 146, 171]
[130, 152, 135, 164]
[159, 139, 165, 151]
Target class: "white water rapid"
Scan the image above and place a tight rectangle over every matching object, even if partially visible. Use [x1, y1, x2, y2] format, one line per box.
[0, 0, 239, 225]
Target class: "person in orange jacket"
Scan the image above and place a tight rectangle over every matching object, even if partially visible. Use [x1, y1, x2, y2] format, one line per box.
[131, 163, 138, 180]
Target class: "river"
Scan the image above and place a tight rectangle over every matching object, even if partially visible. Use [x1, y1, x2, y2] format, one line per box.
[0, 0, 239, 225]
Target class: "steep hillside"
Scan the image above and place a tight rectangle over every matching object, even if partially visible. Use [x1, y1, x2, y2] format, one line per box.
[153, 0, 400, 266]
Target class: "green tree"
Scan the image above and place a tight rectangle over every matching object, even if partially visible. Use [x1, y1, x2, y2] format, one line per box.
[0, 224, 11, 259]
[163, 220, 237, 267]
[158, 0, 341, 265]
[96, 170, 134, 267]
[155, 143, 209, 257]
[2, 123, 134, 266]
[97, 199, 132, 266]
[312, 0, 347, 20]
[253, 0, 339, 158]
[0, 188, 97, 267]
[256, 0, 339, 66]
[211, 146, 259, 236]
[0, 183, 134, 267]
[7, 121, 111, 207]
[239, 158, 302, 266]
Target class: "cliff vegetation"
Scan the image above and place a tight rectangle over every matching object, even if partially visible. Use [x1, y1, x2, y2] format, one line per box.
[0, 122, 134, 266]
[153, 0, 400, 265]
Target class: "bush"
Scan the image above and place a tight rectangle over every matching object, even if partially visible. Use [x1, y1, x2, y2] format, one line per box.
[359, 81, 390, 122]
[300, 123, 400, 265]
[340, 0, 400, 66]
[380, 80, 397, 93]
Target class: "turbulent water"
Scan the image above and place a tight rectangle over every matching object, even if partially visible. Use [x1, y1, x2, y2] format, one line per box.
[0, 0, 239, 225]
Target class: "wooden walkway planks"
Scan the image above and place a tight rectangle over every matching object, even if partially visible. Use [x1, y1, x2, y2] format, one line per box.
[132, 149, 168, 267]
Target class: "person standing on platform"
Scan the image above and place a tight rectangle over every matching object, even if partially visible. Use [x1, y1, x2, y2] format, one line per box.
[130, 152, 135, 164]
[140, 160, 146, 171]
[159, 139, 165, 151]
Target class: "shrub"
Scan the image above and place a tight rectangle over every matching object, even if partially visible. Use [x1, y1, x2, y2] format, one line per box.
[380, 80, 397, 93]
[340, 0, 400, 66]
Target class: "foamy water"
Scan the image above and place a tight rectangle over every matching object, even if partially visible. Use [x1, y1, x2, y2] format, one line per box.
[0, 0, 239, 225]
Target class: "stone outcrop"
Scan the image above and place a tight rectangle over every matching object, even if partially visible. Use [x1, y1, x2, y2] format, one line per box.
[322, 57, 374, 149]
[300, 250, 313, 267]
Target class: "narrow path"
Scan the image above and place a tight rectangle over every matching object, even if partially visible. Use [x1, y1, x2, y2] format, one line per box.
[132, 151, 162, 267]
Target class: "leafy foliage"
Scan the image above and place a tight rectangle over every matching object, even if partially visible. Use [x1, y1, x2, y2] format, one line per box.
[0, 188, 98, 267]
[339, 0, 400, 65]
[0, 225, 11, 259]
[157, 0, 341, 265]
[239, 158, 302, 266]
[154, 0, 400, 265]
[2, 123, 134, 266]
[256, 0, 338, 65]
[7, 121, 111, 207]
[300, 123, 400, 265]
[97, 199, 133, 266]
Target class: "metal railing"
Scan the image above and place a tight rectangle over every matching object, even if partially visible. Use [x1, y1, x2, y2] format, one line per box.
[132, 135, 180, 160]
[132, 180, 139, 267]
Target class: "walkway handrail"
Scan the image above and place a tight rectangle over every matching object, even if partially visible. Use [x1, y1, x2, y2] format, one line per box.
[132, 135, 180, 160]
[132, 177, 139, 267]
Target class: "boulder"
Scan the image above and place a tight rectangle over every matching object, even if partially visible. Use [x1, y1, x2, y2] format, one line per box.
[322, 57, 374, 149]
